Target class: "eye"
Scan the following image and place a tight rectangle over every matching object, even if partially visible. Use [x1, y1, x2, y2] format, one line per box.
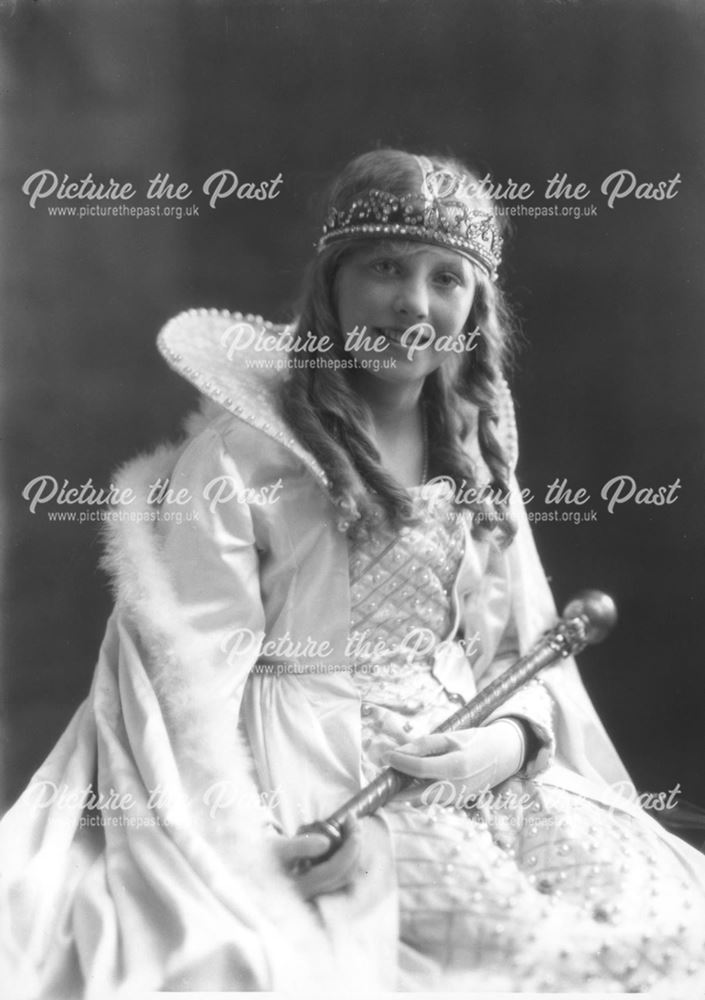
[434, 270, 464, 288]
[370, 258, 401, 276]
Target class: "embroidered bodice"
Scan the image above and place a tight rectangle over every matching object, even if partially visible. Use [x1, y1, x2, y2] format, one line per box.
[347, 487, 469, 772]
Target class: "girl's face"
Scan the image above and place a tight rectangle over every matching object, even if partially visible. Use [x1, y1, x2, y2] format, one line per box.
[334, 242, 477, 385]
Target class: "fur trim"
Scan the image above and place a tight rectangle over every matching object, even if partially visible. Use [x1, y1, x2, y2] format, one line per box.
[98, 429, 331, 980]
[181, 393, 228, 439]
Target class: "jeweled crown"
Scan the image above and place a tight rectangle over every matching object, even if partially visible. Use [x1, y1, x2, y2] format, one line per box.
[316, 157, 503, 280]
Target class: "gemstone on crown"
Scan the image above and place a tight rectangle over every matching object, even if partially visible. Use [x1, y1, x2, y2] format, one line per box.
[317, 187, 502, 280]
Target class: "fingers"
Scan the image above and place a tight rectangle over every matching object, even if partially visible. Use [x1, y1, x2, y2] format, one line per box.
[395, 733, 459, 757]
[295, 818, 362, 899]
[386, 732, 468, 780]
[387, 746, 472, 780]
[279, 818, 362, 899]
[386, 728, 512, 783]
[276, 831, 332, 866]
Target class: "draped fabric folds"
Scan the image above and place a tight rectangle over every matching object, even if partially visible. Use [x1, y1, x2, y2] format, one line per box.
[2, 311, 704, 996]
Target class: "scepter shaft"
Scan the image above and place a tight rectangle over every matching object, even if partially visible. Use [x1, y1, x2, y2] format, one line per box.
[296, 590, 616, 861]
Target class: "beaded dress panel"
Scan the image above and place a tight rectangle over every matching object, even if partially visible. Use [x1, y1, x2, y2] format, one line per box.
[348, 485, 467, 775]
[346, 489, 705, 992]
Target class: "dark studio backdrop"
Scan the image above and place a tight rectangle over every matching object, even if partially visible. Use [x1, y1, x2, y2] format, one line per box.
[2, 0, 704, 821]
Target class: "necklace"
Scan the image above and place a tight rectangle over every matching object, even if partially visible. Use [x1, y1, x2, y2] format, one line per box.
[420, 403, 429, 485]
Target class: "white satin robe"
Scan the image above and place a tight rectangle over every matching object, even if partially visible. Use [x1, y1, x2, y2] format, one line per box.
[2, 309, 704, 997]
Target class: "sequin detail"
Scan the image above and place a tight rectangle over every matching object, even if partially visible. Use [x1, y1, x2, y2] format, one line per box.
[348, 488, 467, 750]
[346, 490, 705, 992]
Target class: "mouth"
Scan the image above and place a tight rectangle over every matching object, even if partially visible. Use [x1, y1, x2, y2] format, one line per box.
[374, 326, 410, 347]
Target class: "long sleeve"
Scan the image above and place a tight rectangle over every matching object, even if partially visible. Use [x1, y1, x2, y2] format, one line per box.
[0, 421, 333, 996]
[149, 422, 280, 833]
[159, 423, 267, 709]
[465, 540, 556, 778]
[477, 611, 556, 777]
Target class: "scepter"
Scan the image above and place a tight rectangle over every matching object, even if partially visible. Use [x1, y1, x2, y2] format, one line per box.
[296, 590, 617, 864]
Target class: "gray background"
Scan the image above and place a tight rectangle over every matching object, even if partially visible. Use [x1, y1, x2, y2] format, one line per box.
[2, 0, 704, 815]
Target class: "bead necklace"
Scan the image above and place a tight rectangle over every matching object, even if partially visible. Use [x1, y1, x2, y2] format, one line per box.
[420, 403, 429, 485]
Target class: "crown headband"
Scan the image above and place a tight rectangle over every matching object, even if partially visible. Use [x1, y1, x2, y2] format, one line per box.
[316, 159, 503, 280]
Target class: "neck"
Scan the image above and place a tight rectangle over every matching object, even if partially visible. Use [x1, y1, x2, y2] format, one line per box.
[349, 372, 425, 430]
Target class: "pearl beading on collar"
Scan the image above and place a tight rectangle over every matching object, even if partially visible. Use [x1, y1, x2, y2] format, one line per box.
[157, 308, 331, 492]
[156, 309, 519, 507]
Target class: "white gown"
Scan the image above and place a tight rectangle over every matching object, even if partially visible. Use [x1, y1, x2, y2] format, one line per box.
[2, 309, 705, 996]
[344, 484, 705, 992]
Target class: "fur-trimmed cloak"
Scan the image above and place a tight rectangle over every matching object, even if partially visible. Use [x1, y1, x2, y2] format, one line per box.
[3, 311, 703, 997]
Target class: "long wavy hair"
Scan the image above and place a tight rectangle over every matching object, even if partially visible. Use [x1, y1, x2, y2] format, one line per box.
[279, 149, 518, 545]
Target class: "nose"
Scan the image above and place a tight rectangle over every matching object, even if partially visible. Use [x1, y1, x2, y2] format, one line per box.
[393, 275, 429, 320]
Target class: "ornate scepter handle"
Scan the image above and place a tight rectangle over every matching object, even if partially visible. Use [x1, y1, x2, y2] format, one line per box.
[295, 589, 617, 865]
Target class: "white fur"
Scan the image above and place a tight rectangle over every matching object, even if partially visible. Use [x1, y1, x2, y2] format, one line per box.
[98, 416, 334, 988]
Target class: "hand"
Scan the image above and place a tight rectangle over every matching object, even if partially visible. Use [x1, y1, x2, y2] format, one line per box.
[274, 816, 363, 900]
[385, 719, 526, 808]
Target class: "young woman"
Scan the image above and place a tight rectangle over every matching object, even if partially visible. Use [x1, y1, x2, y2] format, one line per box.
[2, 149, 705, 996]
